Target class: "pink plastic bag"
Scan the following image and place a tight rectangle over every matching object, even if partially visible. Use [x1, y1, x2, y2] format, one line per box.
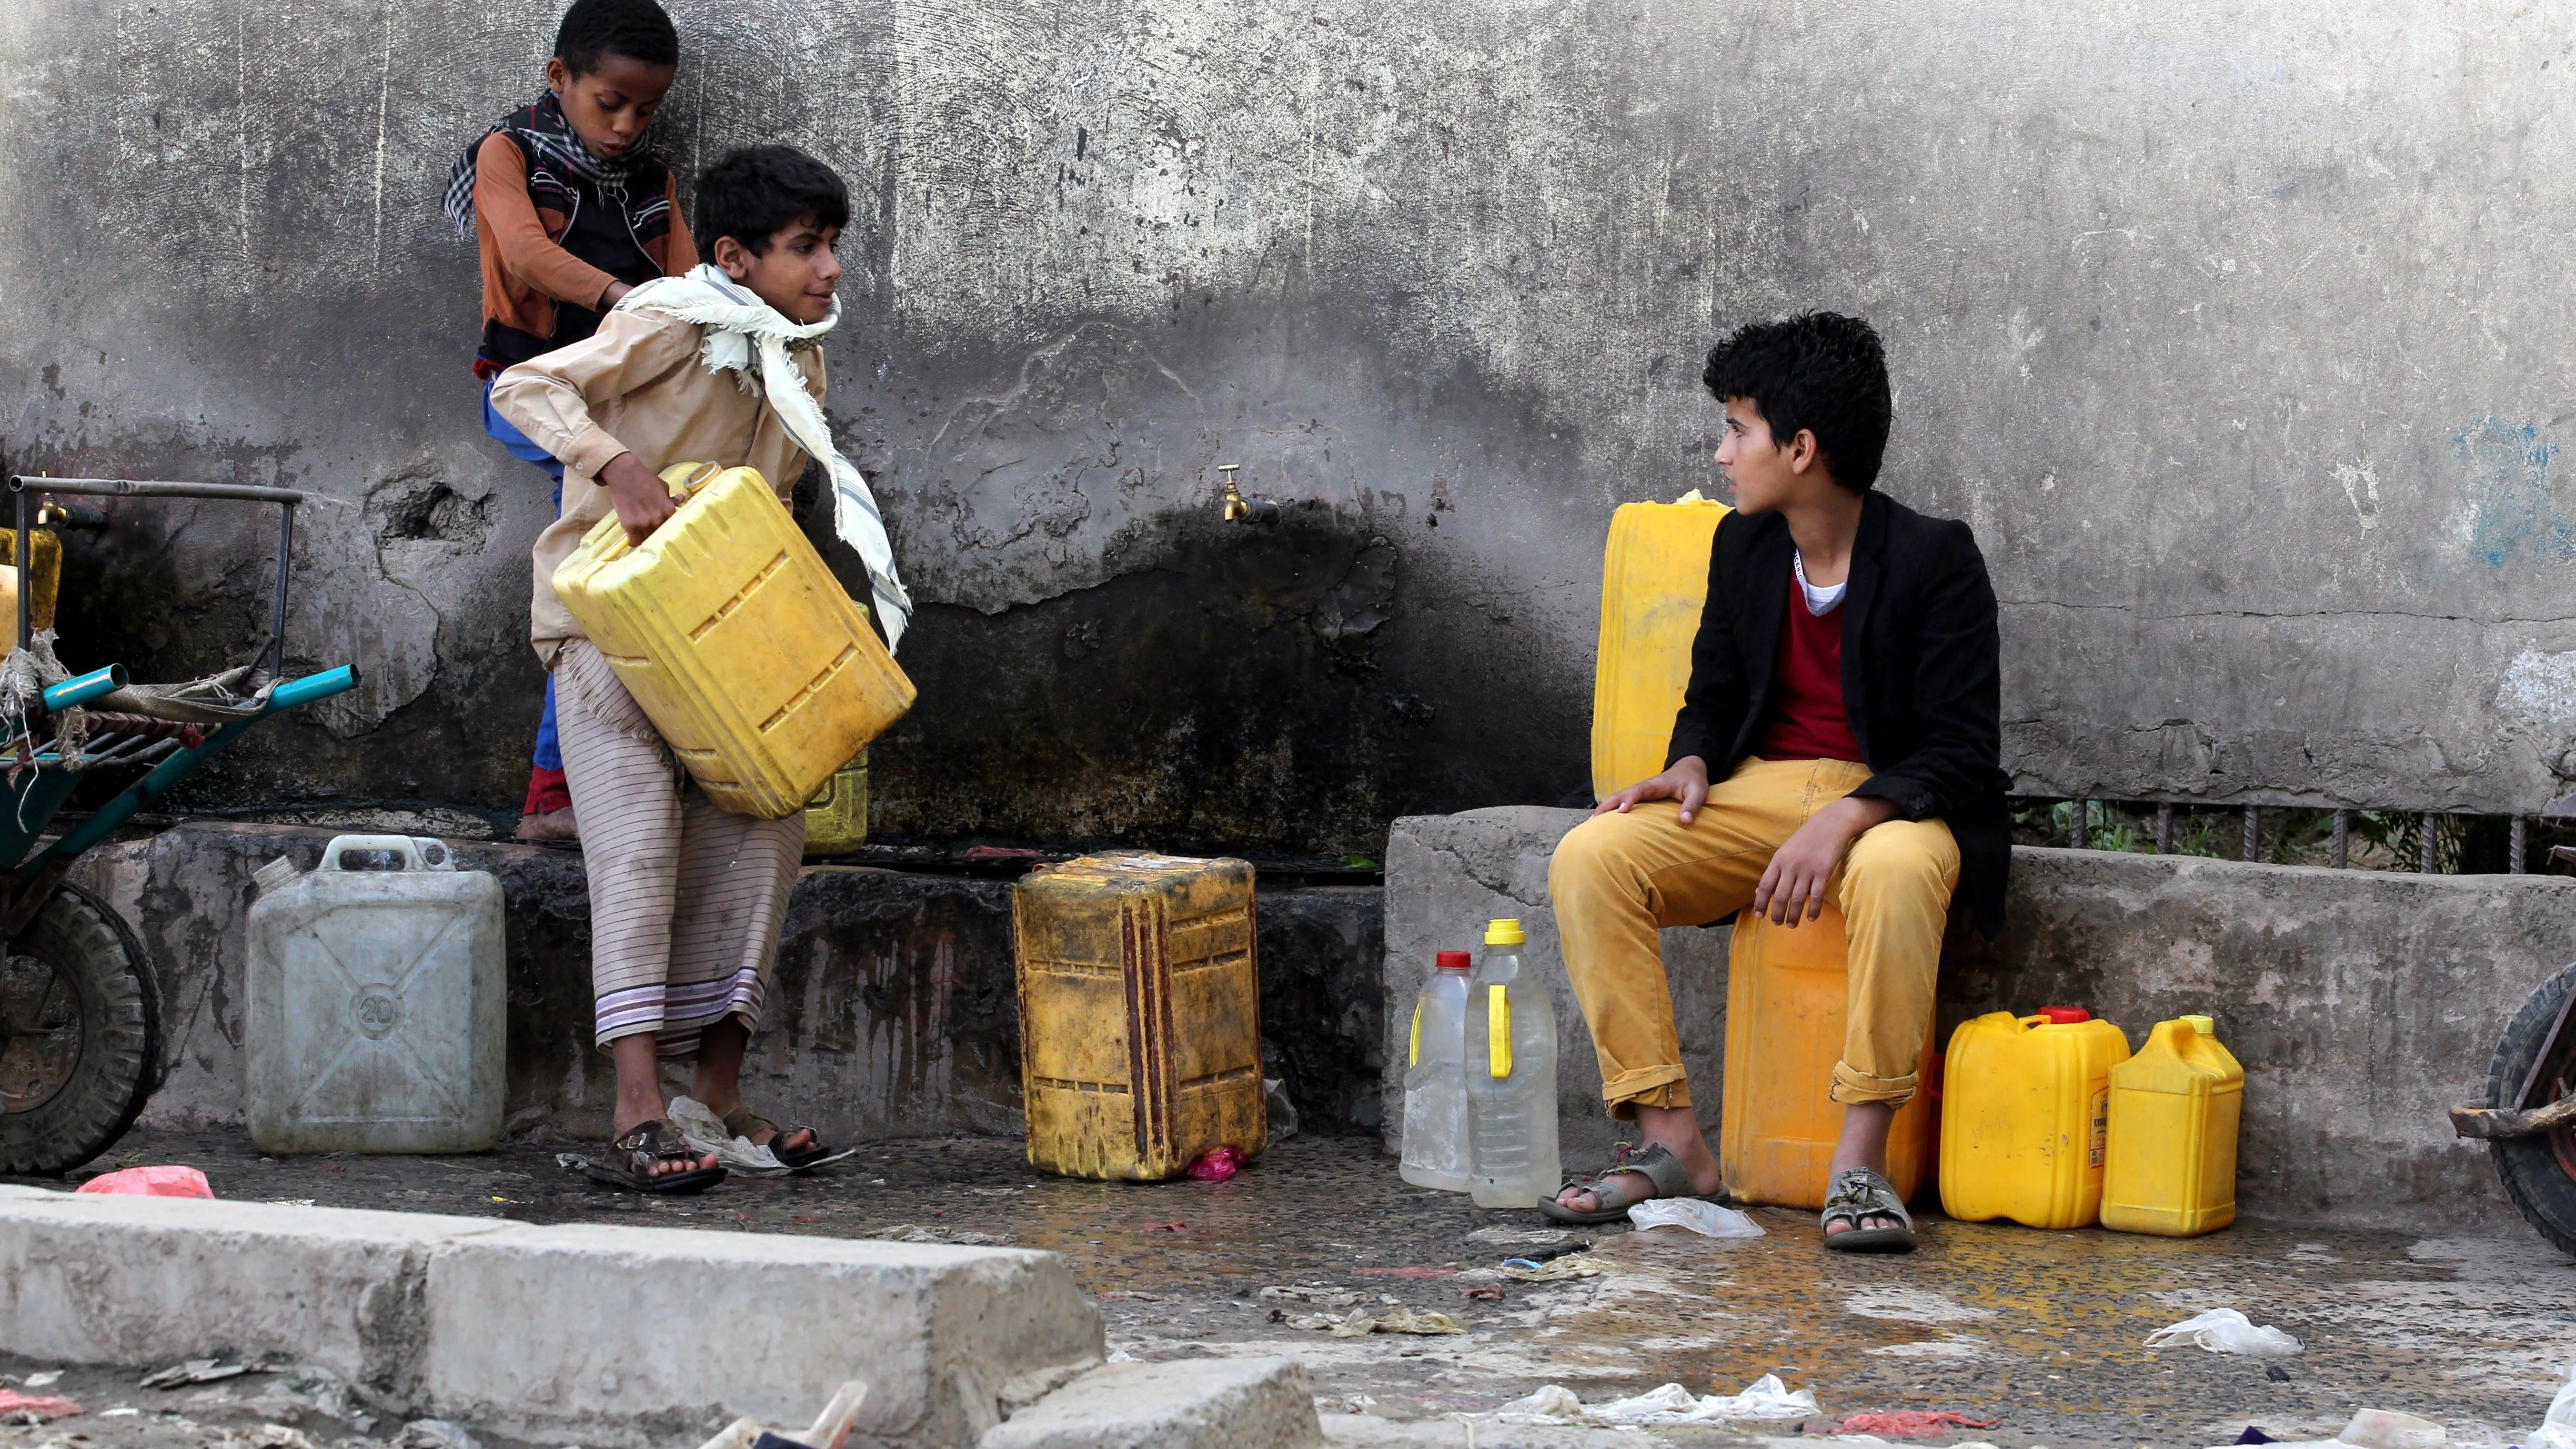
[1184, 1146, 1243, 1182]
[75, 1166, 214, 1199]
[0, 1390, 84, 1421]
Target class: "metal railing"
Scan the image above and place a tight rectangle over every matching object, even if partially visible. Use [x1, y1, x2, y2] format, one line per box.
[2037, 797, 2543, 874]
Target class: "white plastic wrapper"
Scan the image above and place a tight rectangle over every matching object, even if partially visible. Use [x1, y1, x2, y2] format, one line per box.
[1480, 1376, 1817, 1426]
[2144, 1306, 2303, 1357]
[2533, 1360, 2576, 1449]
[1627, 1198, 1766, 1239]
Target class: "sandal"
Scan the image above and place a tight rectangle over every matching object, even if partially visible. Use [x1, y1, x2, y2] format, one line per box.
[1538, 1141, 1705, 1224]
[720, 1105, 832, 1170]
[586, 1119, 728, 1194]
[1821, 1167, 1917, 1253]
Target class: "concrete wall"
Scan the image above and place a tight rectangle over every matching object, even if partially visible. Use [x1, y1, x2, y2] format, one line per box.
[1385, 808, 2576, 1235]
[73, 822, 1383, 1143]
[9, 1, 2576, 850]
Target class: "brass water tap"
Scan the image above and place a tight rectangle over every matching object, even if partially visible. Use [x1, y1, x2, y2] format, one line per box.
[1217, 464, 1280, 526]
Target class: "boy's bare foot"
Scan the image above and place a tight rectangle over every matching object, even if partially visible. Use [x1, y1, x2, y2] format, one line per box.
[1826, 1101, 1905, 1236]
[515, 807, 579, 842]
[608, 1105, 718, 1179]
[1554, 1104, 1723, 1213]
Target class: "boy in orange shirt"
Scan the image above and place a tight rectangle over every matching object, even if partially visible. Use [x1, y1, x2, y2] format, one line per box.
[444, 0, 692, 842]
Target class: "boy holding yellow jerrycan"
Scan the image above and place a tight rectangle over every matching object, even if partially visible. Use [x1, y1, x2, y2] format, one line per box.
[491, 145, 915, 1193]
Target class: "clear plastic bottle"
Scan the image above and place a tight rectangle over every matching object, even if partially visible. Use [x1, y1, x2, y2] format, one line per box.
[1465, 918, 1560, 1208]
[1400, 950, 1475, 1191]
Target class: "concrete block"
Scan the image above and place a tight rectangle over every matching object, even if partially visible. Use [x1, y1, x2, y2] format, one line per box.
[1382, 808, 1725, 1159]
[981, 1358, 1322, 1449]
[1387, 809, 2576, 1232]
[0, 1190, 505, 1392]
[422, 1223, 1105, 1449]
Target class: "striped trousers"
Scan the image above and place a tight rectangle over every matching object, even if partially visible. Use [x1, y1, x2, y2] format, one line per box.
[553, 641, 804, 1058]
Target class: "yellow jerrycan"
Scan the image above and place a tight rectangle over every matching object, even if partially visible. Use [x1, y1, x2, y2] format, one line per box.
[801, 751, 870, 858]
[1719, 905, 1939, 1209]
[2101, 1014, 2243, 1236]
[1940, 1007, 2132, 1229]
[1013, 853, 1268, 1181]
[1591, 492, 1730, 800]
[0, 518, 64, 658]
[552, 462, 914, 818]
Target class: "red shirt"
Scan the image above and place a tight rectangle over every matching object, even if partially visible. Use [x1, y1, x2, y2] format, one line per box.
[1756, 571, 1864, 763]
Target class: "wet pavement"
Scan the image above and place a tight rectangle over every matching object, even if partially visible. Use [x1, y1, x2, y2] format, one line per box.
[9, 1128, 2576, 1449]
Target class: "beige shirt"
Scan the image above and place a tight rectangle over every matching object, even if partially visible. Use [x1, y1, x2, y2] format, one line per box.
[489, 308, 823, 667]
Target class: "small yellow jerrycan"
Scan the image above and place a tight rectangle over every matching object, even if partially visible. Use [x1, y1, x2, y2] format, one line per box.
[1939, 1007, 2132, 1229]
[2101, 1015, 2244, 1236]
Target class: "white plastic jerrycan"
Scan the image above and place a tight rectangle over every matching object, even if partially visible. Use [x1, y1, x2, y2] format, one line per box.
[246, 835, 505, 1154]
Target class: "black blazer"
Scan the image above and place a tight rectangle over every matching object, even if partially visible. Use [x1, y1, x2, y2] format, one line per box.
[1664, 491, 2012, 936]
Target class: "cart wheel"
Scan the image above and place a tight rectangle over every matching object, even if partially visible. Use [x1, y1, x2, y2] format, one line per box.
[0, 883, 159, 1176]
[2487, 961, 2576, 1257]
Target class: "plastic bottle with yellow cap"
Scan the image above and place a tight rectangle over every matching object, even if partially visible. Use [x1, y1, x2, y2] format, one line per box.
[2102, 1013, 2245, 1236]
[1463, 918, 1559, 1208]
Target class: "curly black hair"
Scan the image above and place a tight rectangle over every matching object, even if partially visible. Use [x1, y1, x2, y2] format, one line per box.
[553, 0, 678, 75]
[698, 145, 851, 255]
[1701, 313, 1892, 492]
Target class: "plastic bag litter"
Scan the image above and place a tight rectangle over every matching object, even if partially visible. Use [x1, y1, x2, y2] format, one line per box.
[1477, 1375, 1817, 1425]
[2535, 1360, 2576, 1449]
[1185, 1145, 1243, 1181]
[391, 1420, 480, 1449]
[1497, 1256, 1604, 1282]
[1273, 1305, 1465, 1337]
[2145, 1307, 2303, 1357]
[1627, 1198, 1765, 1238]
[2205, 1407, 2456, 1449]
[77, 1165, 213, 1198]
[0, 1390, 84, 1422]
[1841, 1410, 2000, 1438]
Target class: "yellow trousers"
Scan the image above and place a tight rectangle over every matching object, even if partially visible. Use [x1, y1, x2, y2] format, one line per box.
[1548, 757, 1959, 1115]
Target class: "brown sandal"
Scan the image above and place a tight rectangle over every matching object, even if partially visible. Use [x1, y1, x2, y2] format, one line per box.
[720, 1105, 831, 1170]
[585, 1119, 727, 1194]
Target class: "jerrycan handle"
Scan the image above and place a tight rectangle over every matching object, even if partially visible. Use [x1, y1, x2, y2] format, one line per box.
[318, 834, 455, 873]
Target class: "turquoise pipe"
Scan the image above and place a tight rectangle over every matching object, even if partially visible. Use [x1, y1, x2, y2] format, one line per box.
[24, 665, 360, 873]
[41, 665, 126, 713]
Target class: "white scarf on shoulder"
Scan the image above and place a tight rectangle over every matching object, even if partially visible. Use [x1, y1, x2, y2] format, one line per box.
[614, 265, 913, 652]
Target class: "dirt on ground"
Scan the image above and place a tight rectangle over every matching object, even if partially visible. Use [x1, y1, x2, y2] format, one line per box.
[7, 1129, 2575, 1449]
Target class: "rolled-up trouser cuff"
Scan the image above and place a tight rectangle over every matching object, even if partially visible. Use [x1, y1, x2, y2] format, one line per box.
[1602, 1065, 1692, 1120]
[1830, 1061, 1918, 1107]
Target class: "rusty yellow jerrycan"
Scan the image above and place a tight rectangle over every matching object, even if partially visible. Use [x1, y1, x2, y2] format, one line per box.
[2101, 1014, 2244, 1236]
[552, 462, 914, 818]
[1939, 1007, 2132, 1229]
[1013, 853, 1267, 1181]
[1591, 492, 1730, 800]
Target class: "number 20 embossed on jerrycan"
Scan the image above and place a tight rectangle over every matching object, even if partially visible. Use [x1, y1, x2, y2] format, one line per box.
[247, 836, 505, 1154]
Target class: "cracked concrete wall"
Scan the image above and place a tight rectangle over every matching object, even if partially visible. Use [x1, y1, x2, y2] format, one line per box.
[7, 1, 2575, 845]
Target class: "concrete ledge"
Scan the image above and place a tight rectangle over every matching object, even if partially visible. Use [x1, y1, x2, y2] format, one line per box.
[980, 1358, 1322, 1449]
[1384, 808, 2576, 1233]
[0, 1190, 1104, 1448]
[69, 821, 1384, 1144]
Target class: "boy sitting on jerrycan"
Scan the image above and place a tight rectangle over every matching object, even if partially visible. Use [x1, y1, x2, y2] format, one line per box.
[490, 144, 915, 1192]
[1543, 313, 2012, 1252]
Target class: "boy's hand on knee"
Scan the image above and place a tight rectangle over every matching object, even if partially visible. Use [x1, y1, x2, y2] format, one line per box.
[1594, 756, 1710, 822]
[1755, 796, 1898, 925]
[601, 452, 679, 546]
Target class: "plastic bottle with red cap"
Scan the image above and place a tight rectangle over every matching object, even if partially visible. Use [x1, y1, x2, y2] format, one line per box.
[1400, 949, 1476, 1191]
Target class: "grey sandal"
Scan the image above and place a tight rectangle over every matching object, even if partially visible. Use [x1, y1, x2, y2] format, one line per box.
[1821, 1168, 1917, 1252]
[1538, 1142, 1704, 1224]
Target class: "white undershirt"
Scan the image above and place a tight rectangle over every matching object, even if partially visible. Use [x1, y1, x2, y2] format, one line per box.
[1793, 551, 1847, 616]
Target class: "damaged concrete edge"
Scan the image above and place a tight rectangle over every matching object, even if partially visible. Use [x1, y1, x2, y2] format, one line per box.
[0, 1189, 1108, 1449]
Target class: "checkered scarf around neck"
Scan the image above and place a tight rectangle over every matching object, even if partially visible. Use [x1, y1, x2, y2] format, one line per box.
[442, 91, 650, 234]
[615, 265, 915, 652]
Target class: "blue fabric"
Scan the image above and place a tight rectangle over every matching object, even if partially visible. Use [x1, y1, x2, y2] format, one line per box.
[480, 380, 566, 496]
[484, 381, 567, 770]
[533, 677, 562, 771]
